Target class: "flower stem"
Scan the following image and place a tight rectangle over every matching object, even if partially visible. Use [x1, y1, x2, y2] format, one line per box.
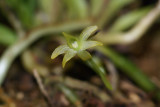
[86, 57, 112, 90]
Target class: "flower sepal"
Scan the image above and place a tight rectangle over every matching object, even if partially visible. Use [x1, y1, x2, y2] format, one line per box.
[51, 26, 103, 67]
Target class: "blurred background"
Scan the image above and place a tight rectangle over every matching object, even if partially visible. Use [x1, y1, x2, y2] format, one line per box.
[0, 0, 160, 107]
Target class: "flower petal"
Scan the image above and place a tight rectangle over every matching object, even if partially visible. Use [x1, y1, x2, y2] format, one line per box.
[62, 49, 76, 68]
[77, 50, 92, 61]
[82, 40, 103, 50]
[80, 26, 98, 41]
[63, 32, 79, 49]
[51, 45, 69, 59]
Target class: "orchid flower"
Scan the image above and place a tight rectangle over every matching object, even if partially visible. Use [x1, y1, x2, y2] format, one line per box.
[51, 26, 103, 68]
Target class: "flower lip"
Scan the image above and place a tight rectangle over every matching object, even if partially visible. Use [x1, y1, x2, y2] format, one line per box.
[71, 41, 79, 49]
[62, 32, 80, 50]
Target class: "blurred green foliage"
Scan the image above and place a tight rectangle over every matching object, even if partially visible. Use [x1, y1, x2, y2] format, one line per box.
[62, 0, 88, 19]
[98, 0, 134, 27]
[91, 0, 104, 16]
[110, 6, 152, 32]
[97, 47, 157, 92]
[0, 24, 17, 46]
[6, 0, 37, 29]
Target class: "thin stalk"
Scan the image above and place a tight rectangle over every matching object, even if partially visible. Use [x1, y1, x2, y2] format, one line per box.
[58, 83, 82, 107]
[86, 56, 112, 90]
[0, 20, 91, 86]
[45, 76, 111, 102]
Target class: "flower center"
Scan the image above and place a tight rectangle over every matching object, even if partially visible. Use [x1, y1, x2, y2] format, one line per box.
[71, 41, 78, 49]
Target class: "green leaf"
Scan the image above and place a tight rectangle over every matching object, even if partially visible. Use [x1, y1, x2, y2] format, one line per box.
[91, 0, 104, 17]
[80, 26, 98, 41]
[110, 6, 152, 32]
[63, 0, 88, 19]
[77, 50, 92, 61]
[39, 0, 54, 15]
[97, 47, 156, 92]
[82, 40, 103, 50]
[62, 49, 76, 68]
[98, 0, 134, 27]
[6, 0, 37, 28]
[0, 25, 17, 46]
[51, 45, 69, 59]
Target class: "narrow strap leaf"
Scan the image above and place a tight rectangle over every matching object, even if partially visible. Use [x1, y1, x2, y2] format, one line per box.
[80, 26, 98, 41]
[62, 49, 76, 68]
[51, 45, 69, 59]
[77, 50, 92, 61]
[97, 46, 157, 92]
[82, 40, 103, 50]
